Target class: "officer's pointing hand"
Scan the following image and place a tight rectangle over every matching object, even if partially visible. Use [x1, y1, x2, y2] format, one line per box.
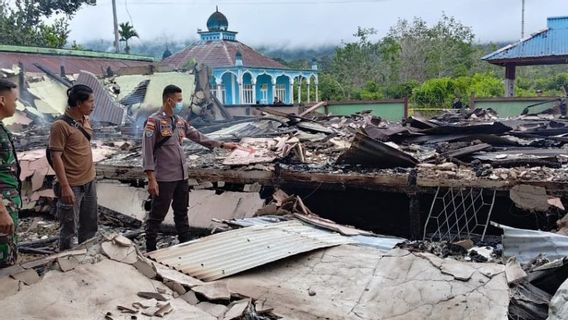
[222, 142, 239, 150]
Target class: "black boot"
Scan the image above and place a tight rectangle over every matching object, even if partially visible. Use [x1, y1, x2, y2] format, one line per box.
[146, 238, 157, 252]
[178, 232, 191, 244]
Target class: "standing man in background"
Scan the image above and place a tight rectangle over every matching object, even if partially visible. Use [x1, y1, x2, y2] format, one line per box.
[48, 84, 98, 251]
[142, 85, 237, 252]
[0, 79, 21, 267]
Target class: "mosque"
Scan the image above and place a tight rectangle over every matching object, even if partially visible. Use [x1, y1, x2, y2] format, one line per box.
[163, 8, 319, 105]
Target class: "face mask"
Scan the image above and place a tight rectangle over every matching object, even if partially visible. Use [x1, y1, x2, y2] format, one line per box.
[173, 101, 184, 114]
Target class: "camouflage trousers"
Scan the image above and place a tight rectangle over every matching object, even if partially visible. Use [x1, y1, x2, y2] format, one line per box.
[0, 189, 20, 268]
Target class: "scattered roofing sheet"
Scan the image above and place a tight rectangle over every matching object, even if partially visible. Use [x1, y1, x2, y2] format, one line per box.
[113, 74, 150, 101]
[224, 216, 405, 251]
[422, 122, 513, 135]
[27, 79, 68, 115]
[336, 131, 418, 168]
[216, 246, 509, 320]
[141, 72, 195, 109]
[97, 182, 264, 230]
[0, 44, 154, 75]
[77, 71, 125, 124]
[494, 223, 568, 264]
[147, 220, 354, 281]
[2, 111, 33, 127]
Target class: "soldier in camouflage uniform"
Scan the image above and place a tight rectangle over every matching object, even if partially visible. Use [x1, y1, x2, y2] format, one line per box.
[0, 79, 21, 268]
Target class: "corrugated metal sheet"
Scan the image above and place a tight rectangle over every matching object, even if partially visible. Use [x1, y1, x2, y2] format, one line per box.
[224, 216, 406, 251]
[336, 131, 418, 169]
[0, 52, 153, 76]
[147, 220, 354, 281]
[27, 79, 68, 115]
[483, 17, 568, 62]
[77, 71, 125, 125]
[495, 223, 568, 263]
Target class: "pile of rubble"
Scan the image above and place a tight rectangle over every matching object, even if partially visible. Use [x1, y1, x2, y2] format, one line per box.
[4, 187, 568, 319]
[4, 60, 568, 319]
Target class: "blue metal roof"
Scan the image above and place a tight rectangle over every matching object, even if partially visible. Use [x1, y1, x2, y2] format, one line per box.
[482, 16, 568, 63]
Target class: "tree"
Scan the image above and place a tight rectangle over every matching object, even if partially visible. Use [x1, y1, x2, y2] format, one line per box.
[40, 18, 70, 48]
[386, 14, 476, 82]
[327, 27, 383, 100]
[119, 22, 139, 54]
[0, 0, 94, 48]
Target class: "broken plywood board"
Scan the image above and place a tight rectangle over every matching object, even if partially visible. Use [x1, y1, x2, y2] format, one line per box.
[192, 282, 231, 301]
[0, 276, 20, 300]
[147, 220, 354, 281]
[96, 181, 148, 222]
[101, 240, 137, 264]
[187, 190, 264, 229]
[223, 147, 276, 166]
[216, 246, 508, 320]
[0, 258, 216, 320]
[97, 181, 264, 230]
[153, 262, 205, 288]
[505, 256, 528, 285]
[510, 184, 550, 212]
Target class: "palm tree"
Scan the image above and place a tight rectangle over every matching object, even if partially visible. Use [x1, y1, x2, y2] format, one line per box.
[118, 22, 139, 54]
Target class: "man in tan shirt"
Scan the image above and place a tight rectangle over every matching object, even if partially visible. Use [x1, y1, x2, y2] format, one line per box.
[48, 84, 98, 250]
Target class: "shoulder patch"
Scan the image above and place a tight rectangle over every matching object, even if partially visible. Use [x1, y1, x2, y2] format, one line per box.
[145, 118, 156, 132]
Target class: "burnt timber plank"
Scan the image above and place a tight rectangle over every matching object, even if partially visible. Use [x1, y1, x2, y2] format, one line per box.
[417, 176, 568, 195]
[278, 169, 410, 192]
[96, 164, 143, 180]
[441, 143, 491, 159]
[187, 168, 274, 185]
[96, 164, 568, 196]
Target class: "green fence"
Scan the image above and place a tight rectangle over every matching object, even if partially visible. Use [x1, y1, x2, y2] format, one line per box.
[472, 97, 559, 117]
[318, 100, 407, 122]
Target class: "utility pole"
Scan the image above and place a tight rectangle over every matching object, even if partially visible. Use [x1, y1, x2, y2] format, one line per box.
[112, 0, 120, 53]
[521, 0, 525, 38]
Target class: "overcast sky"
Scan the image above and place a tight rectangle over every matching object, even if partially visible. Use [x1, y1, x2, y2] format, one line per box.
[69, 0, 566, 48]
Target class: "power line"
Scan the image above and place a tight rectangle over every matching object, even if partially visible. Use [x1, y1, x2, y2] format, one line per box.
[125, 0, 134, 25]
[98, 0, 391, 5]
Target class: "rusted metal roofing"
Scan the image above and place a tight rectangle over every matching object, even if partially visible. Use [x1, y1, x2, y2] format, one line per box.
[0, 45, 154, 75]
[483, 17, 568, 65]
[163, 40, 287, 69]
[77, 71, 125, 124]
[147, 220, 353, 281]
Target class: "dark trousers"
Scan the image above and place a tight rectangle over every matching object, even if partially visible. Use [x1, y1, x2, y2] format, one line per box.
[145, 179, 190, 250]
[55, 180, 98, 250]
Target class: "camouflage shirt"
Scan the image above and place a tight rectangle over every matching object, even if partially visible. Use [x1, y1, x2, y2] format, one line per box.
[0, 122, 20, 192]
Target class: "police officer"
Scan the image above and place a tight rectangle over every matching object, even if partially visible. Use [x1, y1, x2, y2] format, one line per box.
[142, 85, 237, 251]
[0, 79, 21, 267]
